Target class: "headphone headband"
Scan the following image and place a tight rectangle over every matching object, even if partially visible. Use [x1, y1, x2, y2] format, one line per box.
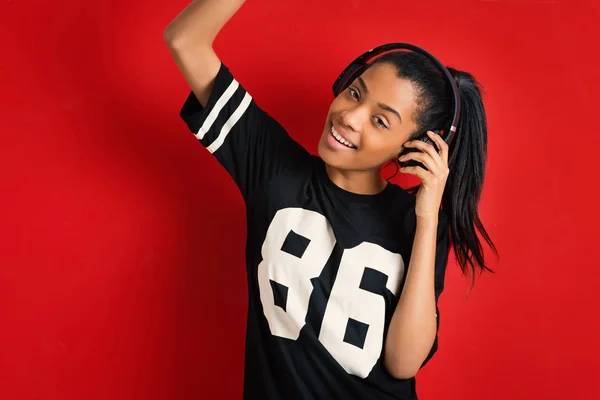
[332, 43, 461, 146]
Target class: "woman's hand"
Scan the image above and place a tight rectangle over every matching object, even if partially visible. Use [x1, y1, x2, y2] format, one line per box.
[398, 131, 450, 220]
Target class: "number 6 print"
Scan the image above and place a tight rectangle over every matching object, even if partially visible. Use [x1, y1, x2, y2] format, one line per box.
[258, 208, 405, 378]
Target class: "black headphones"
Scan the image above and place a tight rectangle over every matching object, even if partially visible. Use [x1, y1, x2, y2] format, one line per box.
[332, 43, 461, 169]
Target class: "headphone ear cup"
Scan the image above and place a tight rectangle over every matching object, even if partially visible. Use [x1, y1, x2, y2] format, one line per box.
[397, 131, 442, 170]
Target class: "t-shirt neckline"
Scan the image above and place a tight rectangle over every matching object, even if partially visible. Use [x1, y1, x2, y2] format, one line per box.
[316, 158, 394, 205]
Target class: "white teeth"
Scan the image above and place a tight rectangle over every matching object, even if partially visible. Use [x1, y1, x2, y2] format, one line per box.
[331, 126, 355, 148]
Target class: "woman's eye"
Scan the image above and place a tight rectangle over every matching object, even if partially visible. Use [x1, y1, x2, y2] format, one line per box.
[374, 117, 388, 129]
[346, 88, 387, 129]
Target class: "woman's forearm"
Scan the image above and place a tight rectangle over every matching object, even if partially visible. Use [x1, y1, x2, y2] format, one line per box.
[385, 216, 438, 379]
[163, 0, 247, 48]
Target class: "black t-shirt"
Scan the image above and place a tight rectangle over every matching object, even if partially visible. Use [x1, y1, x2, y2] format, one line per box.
[180, 63, 450, 400]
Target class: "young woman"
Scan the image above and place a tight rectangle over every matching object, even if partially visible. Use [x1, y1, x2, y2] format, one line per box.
[164, 1, 496, 399]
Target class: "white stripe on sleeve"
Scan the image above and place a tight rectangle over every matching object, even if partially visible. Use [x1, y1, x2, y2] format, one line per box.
[207, 92, 253, 154]
[195, 79, 240, 140]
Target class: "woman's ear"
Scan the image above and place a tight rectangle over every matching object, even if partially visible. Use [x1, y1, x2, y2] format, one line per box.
[396, 145, 407, 160]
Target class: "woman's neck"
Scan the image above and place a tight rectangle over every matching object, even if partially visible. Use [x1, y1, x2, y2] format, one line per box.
[325, 164, 388, 195]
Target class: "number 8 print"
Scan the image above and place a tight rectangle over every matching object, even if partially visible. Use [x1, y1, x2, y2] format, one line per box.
[258, 208, 405, 378]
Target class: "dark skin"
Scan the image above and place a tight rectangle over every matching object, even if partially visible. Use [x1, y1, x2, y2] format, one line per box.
[317, 62, 451, 378]
[318, 62, 419, 194]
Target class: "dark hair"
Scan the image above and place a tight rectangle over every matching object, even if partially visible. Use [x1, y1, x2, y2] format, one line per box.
[373, 51, 498, 283]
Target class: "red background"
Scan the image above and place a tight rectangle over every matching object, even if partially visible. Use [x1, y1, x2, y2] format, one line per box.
[1, 0, 599, 399]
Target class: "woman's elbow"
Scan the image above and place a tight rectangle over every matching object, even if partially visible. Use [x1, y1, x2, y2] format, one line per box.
[163, 23, 193, 49]
[384, 349, 424, 379]
[384, 357, 421, 380]
[163, 25, 182, 48]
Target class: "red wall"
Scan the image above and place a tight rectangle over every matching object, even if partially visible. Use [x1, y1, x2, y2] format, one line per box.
[1, 0, 598, 398]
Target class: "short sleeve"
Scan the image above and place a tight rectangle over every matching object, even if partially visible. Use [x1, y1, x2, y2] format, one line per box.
[179, 62, 311, 202]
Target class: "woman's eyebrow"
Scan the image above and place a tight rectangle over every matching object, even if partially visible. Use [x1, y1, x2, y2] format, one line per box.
[358, 77, 403, 122]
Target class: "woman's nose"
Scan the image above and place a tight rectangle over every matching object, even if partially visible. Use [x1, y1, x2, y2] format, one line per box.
[340, 107, 367, 132]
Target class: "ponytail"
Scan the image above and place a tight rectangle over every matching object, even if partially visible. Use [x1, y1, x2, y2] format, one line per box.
[444, 68, 498, 283]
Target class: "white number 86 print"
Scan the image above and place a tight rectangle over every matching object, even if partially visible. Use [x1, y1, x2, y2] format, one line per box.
[257, 208, 405, 378]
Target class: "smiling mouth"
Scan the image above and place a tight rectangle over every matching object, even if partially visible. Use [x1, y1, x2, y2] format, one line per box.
[330, 124, 357, 149]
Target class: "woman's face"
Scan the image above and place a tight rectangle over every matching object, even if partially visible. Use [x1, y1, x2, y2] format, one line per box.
[318, 62, 420, 172]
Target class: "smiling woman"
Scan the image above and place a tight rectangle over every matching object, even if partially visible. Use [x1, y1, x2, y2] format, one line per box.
[319, 63, 419, 174]
[163, 0, 495, 399]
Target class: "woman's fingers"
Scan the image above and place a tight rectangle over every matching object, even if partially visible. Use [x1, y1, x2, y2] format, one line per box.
[403, 134, 440, 163]
[426, 130, 449, 164]
[400, 131, 450, 180]
[398, 151, 438, 173]
[398, 164, 432, 181]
